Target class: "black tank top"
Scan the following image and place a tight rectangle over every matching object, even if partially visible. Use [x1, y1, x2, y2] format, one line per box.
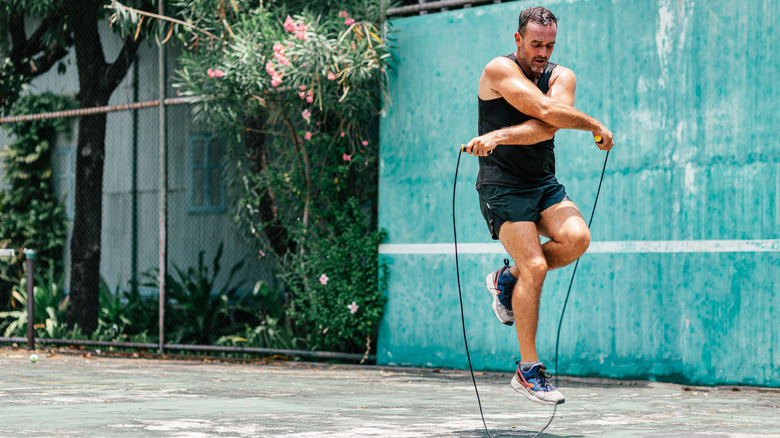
[476, 56, 558, 189]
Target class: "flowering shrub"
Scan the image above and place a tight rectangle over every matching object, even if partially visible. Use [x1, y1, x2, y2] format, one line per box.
[110, 0, 393, 356]
[281, 198, 387, 353]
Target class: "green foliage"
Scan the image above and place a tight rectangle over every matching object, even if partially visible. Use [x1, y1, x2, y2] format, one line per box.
[92, 277, 158, 342]
[0, 93, 75, 293]
[0, 92, 74, 312]
[283, 198, 387, 353]
[0, 265, 74, 338]
[143, 243, 251, 345]
[216, 280, 305, 351]
[0, 0, 73, 114]
[108, 0, 393, 356]
[0, 267, 157, 342]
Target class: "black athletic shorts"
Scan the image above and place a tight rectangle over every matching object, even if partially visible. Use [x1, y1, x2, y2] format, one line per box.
[477, 183, 570, 240]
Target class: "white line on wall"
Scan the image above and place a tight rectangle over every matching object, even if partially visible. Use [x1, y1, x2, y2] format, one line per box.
[378, 240, 780, 255]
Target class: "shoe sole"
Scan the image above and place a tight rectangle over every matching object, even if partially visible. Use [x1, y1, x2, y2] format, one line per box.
[485, 273, 514, 326]
[511, 375, 565, 405]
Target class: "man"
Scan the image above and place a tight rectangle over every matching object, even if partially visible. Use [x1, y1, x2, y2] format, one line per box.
[464, 6, 614, 406]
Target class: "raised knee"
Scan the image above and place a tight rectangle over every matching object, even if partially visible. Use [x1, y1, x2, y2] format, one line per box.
[523, 258, 548, 280]
[572, 228, 591, 254]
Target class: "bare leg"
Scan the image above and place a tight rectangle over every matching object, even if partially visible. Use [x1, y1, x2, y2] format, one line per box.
[498, 221, 547, 363]
[496, 201, 590, 362]
[505, 200, 590, 279]
[537, 200, 591, 270]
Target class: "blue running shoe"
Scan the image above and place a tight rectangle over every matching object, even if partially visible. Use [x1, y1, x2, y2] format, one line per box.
[485, 259, 516, 326]
[511, 362, 565, 405]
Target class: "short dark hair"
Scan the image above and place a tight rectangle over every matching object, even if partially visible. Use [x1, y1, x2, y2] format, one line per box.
[517, 6, 558, 35]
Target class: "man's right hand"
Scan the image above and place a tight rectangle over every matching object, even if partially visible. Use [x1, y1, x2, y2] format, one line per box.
[593, 125, 614, 151]
[464, 135, 498, 156]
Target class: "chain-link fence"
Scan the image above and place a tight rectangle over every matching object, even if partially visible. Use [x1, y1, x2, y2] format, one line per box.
[0, 0, 491, 362]
[0, 44, 371, 362]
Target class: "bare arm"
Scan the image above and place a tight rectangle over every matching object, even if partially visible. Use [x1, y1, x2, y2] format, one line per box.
[466, 66, 579, 155]
[465, 62, 613, 156]
[464, 119, 557, 156]
[482, 58, 612, 145]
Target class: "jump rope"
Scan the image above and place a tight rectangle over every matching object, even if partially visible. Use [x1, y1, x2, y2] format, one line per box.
[452, 139, 610, 438]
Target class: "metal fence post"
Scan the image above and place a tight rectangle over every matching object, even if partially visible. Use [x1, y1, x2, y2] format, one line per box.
[24, 249, 34, 350]
[157, 0, 168, 355]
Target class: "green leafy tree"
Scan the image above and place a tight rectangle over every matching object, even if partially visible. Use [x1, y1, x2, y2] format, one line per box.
[1, 0, 158, 334]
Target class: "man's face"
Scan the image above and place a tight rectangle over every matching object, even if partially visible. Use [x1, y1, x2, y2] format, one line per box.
[514, 22, 557, 78]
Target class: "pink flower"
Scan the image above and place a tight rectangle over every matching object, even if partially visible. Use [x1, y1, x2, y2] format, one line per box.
[299, 85, 306, 91]
[340, 131, 345, 138]
[273, 49, 290, 66]
[327, 71, 336, 81]
[338, 11, 349, 18]
[304, 131, 312, 140]
[362, 140, 368, 146]
[348, 301, 358, 314]
[302, 109, 311, 123]
[207, 68, 224, 78]
[306, 91, 314, 103]
[258, 249, 266, 259]
[322, 327, 329, 334]
[273, 43, 285, 53]
[298, 91, 306, 99]
[344, 17, 355, 26]
[319, 274, 329, 285]
[343, 153, 352, 162]
[265, 62, 276, 76]
[271, 75, 282, 87]
[294, 24, 308, 41]
[283, 16, 296, 32]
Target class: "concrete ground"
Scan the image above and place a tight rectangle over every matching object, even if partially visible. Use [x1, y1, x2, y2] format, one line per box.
[1, 348, 778, 437]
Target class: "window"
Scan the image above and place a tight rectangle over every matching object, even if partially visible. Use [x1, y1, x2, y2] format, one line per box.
[55, 147, 76, 220]
[189, 135, 225, 214]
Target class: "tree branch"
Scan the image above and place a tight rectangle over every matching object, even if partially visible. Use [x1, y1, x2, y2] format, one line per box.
[7, 11, 69, 80]
[107, 2, 218, 40]
[105, 34, 142, 90]
[20, 14, 61, 59]
[9, 13, 27, 53]
[25, 40, 68, 77]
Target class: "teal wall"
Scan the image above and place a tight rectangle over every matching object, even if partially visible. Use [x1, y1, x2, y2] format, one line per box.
[377, 0, 779, 387]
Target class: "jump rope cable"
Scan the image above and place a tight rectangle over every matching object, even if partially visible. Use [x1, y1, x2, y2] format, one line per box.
[453, 147, 610, 438]
[452, 149, 495, 438]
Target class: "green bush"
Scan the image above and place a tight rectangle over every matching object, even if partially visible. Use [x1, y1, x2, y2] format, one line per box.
[143, 243, 252, 345]
[0, 92, 75, 309]
[92, 278, 158, 342]
[0, 265, 75, 339]
[283, 198, 387, 354]
[216, 280, 306, 352]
